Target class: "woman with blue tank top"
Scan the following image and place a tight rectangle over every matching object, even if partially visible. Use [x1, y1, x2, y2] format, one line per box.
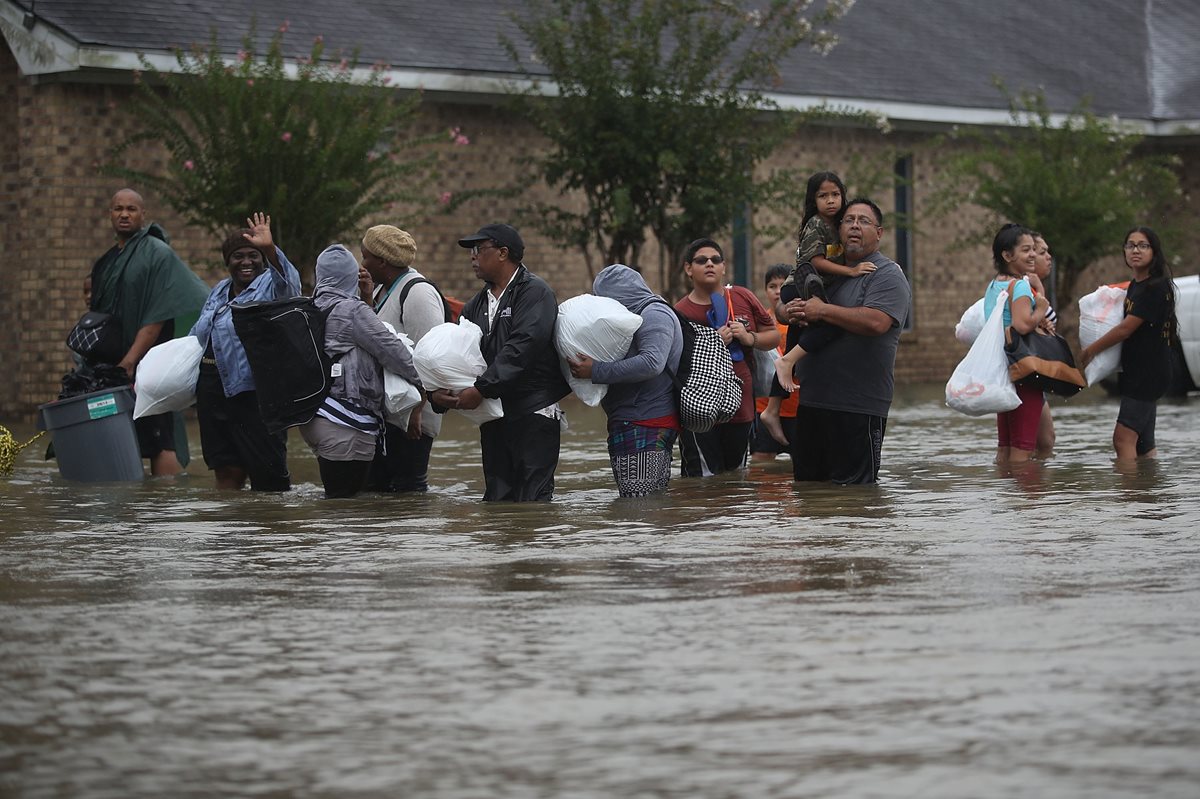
[982, 224, 1050, 464]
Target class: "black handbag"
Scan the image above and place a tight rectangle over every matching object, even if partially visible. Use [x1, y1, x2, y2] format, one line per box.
[66, 310, 125, 365]
[1001, 279, 1085, 397]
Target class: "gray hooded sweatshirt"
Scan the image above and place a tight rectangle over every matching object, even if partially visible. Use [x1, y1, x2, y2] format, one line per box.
[590, 264, 683, 423]
[312, 244, 421, 414]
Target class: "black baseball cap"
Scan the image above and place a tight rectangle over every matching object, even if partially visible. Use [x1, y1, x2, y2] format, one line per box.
[457, 223, 524, 262]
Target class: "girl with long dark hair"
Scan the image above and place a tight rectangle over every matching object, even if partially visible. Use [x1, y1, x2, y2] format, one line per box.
[1081, 226, 1178, 459]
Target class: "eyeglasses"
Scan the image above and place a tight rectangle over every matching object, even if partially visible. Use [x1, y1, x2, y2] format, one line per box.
[1123, 242, 1152, 252]
[691, 255, 725, 265]
[841, 215, 879, 228]
[471, 243, 499, 256]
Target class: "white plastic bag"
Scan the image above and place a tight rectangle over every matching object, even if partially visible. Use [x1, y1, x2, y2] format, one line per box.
[555, 294, 644, 406]
[945, 289, 1021, 416]
[379, 322, 422, 428]
[955, 298, 985, 345]
[1078, 285, 1127, 386]
[133, 336, 203, 419]
[412, 318, 503, 426]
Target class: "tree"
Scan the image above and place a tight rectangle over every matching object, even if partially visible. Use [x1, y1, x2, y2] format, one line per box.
[108, 26, 441, 281]
[502, 0, 855, 295]
[933, 85, 1182, 319]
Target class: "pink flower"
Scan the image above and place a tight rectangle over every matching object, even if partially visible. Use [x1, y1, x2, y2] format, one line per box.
[313, 35, 324, 45]
[381, 76, 392, 85]
[279, 20, 290, 33]
[246, 79, 255, 87]
[367, 152, 378, 162]
[338, 58, 350, 71]
[281, 132, 293, 143]
[454, 134, 470, 145]
[183, 160, 195, 171]
[438, 191, 453, 206]
[237, 49, 250, 62]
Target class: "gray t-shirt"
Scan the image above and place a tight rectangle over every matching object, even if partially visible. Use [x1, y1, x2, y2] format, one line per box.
[795, 249, 911, 417]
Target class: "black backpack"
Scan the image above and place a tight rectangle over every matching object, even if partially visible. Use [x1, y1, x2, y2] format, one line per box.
[394, 277, 456, 325]
[634, 298, 742, 433]
[231, 297, 335, 434]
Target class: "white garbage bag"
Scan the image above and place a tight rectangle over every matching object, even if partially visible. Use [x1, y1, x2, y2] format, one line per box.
[946, 289, 1021, 416]
[955, 298, 985, 345]
[379, 322, 422, 429]
[555, 294, 644, 406]
[133, 336, 203, 419]
[1078, 284, 1127, 386]
[412, 318, 503, 426]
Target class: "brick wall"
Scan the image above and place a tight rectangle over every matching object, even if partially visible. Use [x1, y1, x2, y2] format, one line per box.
[2, 40, 1197, 419]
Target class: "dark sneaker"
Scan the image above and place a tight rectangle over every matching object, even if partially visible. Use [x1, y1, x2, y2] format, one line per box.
[803, 273, 828, 303]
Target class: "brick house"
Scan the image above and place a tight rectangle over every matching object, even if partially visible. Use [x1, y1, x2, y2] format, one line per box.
[2, 0, 1198, 419]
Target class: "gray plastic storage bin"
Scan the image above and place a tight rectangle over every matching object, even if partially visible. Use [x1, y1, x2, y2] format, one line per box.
[37, 386, 144, 482]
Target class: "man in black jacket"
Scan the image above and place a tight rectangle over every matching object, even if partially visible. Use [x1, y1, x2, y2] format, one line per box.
[430, 224, 570, 501]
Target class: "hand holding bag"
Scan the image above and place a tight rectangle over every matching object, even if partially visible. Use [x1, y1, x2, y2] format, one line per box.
[1003, 280, 1085, 397]
[946, 286, 1021, 416]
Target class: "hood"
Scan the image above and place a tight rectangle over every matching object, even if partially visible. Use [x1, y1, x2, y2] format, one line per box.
[314, 243, 360, 297]
[593, 264, 657, 312]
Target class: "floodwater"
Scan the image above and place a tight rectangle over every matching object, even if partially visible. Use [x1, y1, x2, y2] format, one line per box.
[2, 385, 1198, 798]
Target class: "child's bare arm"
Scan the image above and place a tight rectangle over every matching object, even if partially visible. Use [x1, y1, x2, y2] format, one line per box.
[812, 254, 876, 278]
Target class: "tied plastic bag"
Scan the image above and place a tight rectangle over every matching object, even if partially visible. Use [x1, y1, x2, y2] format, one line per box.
[752, 346, 780, 398]
[555, 294, 643, 406]
[133, 336, 203, 419]
[955, 298, 985, 344]
[412, 318, 503, 426]
[379, 322, 422, 428]
[945, 289, 1021, 416]
[1078, 285, 1127, 386]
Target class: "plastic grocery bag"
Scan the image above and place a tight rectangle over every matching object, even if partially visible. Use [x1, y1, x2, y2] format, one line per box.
[1078, 285, 1127, 386]
[945, 289, 1021, 416]
[412, 318, 503, 426]
[380, 322, 422, 428]
[955, 298, 985, 345]
[133, 335, 203, 419]
[555, 294, 643, 406]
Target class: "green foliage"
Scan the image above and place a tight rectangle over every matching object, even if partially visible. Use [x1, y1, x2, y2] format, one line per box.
[108, 27, 441, 278]
[932, 85, 1182, 311]
[502, 0, 854, 293]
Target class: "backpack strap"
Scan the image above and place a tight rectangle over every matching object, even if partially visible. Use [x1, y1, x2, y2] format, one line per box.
[395, 277, 453, 326]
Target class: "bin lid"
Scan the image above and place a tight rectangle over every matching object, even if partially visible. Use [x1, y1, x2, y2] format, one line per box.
[38, 385, 136, 431]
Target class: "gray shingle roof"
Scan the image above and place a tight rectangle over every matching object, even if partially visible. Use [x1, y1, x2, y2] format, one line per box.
[9, 0, 1200, 125]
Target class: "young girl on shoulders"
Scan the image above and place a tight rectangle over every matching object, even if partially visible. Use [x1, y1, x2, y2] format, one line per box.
[758, 171, 875, 445]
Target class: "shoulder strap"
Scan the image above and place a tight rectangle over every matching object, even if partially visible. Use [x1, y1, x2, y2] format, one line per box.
[394, 276, 452, 325]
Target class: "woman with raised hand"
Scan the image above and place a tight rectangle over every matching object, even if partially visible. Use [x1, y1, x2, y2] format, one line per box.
[190, 213, 302, 490]
[1080, 227, 1178, 460]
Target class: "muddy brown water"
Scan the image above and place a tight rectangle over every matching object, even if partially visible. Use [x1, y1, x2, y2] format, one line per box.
[2, 385, 1198, 797]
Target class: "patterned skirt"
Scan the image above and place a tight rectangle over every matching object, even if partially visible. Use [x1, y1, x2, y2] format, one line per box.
[607, 421, 678, 498]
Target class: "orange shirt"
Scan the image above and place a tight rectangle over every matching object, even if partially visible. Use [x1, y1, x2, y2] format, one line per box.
[755, 314, 800, 418]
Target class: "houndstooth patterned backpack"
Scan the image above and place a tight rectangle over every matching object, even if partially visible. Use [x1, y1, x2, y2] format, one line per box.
[668, 307, 742, 432]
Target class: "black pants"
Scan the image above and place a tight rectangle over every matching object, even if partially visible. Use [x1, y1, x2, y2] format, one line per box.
[770, 324, 844, 398]
[195, 372, 290, 491]
[791, 406, 886, 485]
[317, 457, 372, 499]
[368, 424, 434, 492]
[678, 422, 752, 477]
[479, 412, 560, 502]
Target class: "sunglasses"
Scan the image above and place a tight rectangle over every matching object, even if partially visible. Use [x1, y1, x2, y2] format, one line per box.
[471, 243, 500, 256]
[691, 255, 725, 266]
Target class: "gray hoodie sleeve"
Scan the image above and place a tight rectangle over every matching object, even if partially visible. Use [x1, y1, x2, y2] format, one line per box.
[350, 302, 423, 388]
[590, 305, 676, 385]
